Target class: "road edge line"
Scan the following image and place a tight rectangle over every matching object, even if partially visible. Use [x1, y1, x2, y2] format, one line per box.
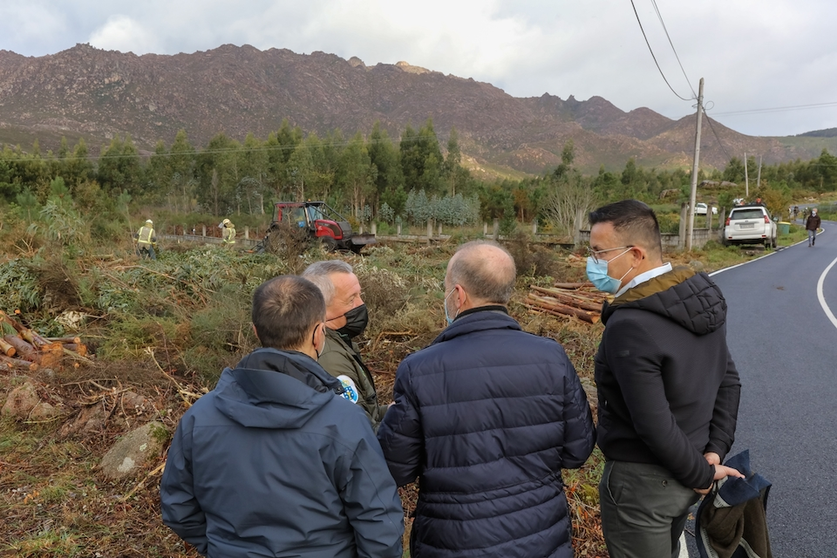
[816, 254, 837, 329]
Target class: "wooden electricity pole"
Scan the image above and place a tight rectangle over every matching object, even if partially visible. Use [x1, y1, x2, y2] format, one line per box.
[744, 153, 749, 198]
[687, 78, 704, 251]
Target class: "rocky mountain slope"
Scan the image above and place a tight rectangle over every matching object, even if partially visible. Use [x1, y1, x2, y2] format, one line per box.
[0, 43, 829, 175]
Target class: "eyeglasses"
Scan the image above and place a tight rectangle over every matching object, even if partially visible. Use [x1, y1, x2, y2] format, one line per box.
[586, 245, 633, 264]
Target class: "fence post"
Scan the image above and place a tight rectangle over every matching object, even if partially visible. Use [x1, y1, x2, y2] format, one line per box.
[574, 209, 584, 248]
[679, 203, 688, 249]
[427, 219, 433, 240]
[244, 226, 249, 240]
[397, 222, 402, 236]
[493, 218, 499, 240]
[483, 222, 488, 236]
[438, 222, 443, 236]
[532, 220, 538, 235]
[201, 224, 206, 237]
[371, 222, 377, 236]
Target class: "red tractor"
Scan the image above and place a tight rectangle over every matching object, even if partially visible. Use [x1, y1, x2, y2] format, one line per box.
[256, 201, 376, 254]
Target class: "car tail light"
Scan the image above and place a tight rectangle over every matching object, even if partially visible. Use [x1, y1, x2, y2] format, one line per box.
[725, 217, 731, 226]
[763, 215, 770, 224]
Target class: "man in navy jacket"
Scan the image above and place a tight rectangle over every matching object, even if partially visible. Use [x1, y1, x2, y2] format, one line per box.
[377, 240, 596, 558]
[160, 275, 404, 557]
[588, 200, 742, 558]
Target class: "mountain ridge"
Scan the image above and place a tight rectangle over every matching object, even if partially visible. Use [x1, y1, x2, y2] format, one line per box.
[0, 43, 832, 176]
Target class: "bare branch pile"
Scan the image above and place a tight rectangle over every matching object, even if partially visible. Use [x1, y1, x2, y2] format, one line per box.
[525, 282, 609, 324]
[0, 310, 90, 372]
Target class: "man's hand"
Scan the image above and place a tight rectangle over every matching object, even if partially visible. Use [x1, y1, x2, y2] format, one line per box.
[694, 454, 745, 495]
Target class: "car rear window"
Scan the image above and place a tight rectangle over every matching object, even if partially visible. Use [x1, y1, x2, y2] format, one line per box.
[730, 209, 765, 220]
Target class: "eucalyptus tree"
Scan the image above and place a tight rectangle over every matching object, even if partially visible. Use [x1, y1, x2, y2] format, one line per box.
[97, 135, 142, 196]
[400, 119, 443, 196]
[337, 132, 376, 217]
[196, 132, 240, 215]
[368, 122, 405, 216]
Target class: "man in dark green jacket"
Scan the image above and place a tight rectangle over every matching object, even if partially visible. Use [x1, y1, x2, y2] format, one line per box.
[587, 200, 744, 558]
[303, 260, 388, 429]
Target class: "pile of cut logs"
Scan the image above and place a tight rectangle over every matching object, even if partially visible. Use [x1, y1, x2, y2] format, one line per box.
[525, 282, 610, 324]
[0, 310, 88, 372]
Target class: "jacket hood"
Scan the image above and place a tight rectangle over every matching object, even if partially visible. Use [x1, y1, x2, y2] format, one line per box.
[214, 348, 343, 429]
[601, 267, 727, 336]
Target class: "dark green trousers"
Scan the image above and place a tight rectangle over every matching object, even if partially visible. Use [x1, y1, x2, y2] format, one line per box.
[599, 460, 700, 558]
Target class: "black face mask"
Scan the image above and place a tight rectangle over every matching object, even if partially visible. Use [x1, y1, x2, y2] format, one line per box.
[336, 304, 368, 339]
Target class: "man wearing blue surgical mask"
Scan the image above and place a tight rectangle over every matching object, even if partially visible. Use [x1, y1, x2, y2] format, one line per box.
[588, 200, 742, 558]
[303, 260, 387, 430]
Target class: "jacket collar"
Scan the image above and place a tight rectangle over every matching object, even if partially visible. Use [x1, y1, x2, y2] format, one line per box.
[432, 306, 519, 346]
[601, 267, 727, 336]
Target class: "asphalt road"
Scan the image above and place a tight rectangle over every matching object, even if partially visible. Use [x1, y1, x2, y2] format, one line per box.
[693, 224, 837, 557]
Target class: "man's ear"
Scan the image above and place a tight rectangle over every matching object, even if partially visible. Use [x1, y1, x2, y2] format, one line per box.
[630, 246, 646, 266]
[251, 323, 260, 341]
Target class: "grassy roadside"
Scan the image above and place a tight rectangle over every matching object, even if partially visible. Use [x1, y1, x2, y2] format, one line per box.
[0, 238, 771, 557]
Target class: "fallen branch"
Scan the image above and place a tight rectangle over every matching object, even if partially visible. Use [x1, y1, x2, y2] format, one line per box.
[146, 347, 206, 406]
[0, 354, 39, 372]
[0, 337, 16, 357]
[62, 347, 94, 364]
[47, 336, 83, 344]
[121, 461, 166, 502]
[371, 330, 414, 353]
[529, 287, 604, 312]
[552, 282, 592, 289]
[524, 301, 601, 324]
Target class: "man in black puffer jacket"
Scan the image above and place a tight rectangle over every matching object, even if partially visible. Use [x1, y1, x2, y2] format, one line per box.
[377, 240, 596, 558]
[160, 276, 404, 557]
[587, 200, 743, 558]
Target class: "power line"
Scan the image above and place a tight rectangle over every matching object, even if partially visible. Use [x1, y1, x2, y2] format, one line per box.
[649, 0, 696, 99]
[703, 109, 732, 162]
[710, 101, 837, 117]
[629, 0, 692, 102]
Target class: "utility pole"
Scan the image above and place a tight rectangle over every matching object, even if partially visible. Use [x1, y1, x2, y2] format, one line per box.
[687, 78, 704, 251]
[744, 153, 749, 198]
[757, 155, 763, 191]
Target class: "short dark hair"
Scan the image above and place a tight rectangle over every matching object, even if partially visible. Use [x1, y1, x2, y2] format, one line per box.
[252, 276, 325, 350]
[448, 240, 516, 304]
[588, 200, 662, 257]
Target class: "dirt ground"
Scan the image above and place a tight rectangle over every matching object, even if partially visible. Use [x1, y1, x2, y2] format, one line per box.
[1, 241, 614, 557]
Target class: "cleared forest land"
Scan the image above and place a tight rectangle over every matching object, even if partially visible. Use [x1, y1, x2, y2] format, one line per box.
[0, 235, 762, 557]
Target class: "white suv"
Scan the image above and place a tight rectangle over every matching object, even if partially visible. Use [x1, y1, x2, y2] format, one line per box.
[722, 205, 777, 248]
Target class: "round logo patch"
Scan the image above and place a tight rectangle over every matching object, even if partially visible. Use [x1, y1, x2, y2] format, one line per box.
[337, 375, 359, 404]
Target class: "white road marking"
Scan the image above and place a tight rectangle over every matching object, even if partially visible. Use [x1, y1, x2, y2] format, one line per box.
[816, 254, 837, 329]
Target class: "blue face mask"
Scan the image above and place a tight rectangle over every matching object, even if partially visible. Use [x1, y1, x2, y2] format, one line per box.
[444, 287, 459, 325]
[586, 248, 632, 294]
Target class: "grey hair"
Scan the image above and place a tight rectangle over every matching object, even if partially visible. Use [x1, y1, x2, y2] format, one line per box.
[448, 240, 516, 305]
[302, 260, 354, 306]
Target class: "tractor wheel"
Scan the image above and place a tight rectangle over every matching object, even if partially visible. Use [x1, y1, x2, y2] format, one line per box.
[319, 237, 338, 253]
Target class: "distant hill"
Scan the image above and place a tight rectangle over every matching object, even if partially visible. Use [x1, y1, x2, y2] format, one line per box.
[796, 128, 837, 138]
[0, 43, 832, 176]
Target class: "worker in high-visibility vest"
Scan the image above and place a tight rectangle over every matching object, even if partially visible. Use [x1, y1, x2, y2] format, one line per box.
[220, 218, 236, 247]
[134, 219, 157, 259]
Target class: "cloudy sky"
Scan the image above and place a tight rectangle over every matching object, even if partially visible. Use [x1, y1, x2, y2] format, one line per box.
[2, 0, 836, 138]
